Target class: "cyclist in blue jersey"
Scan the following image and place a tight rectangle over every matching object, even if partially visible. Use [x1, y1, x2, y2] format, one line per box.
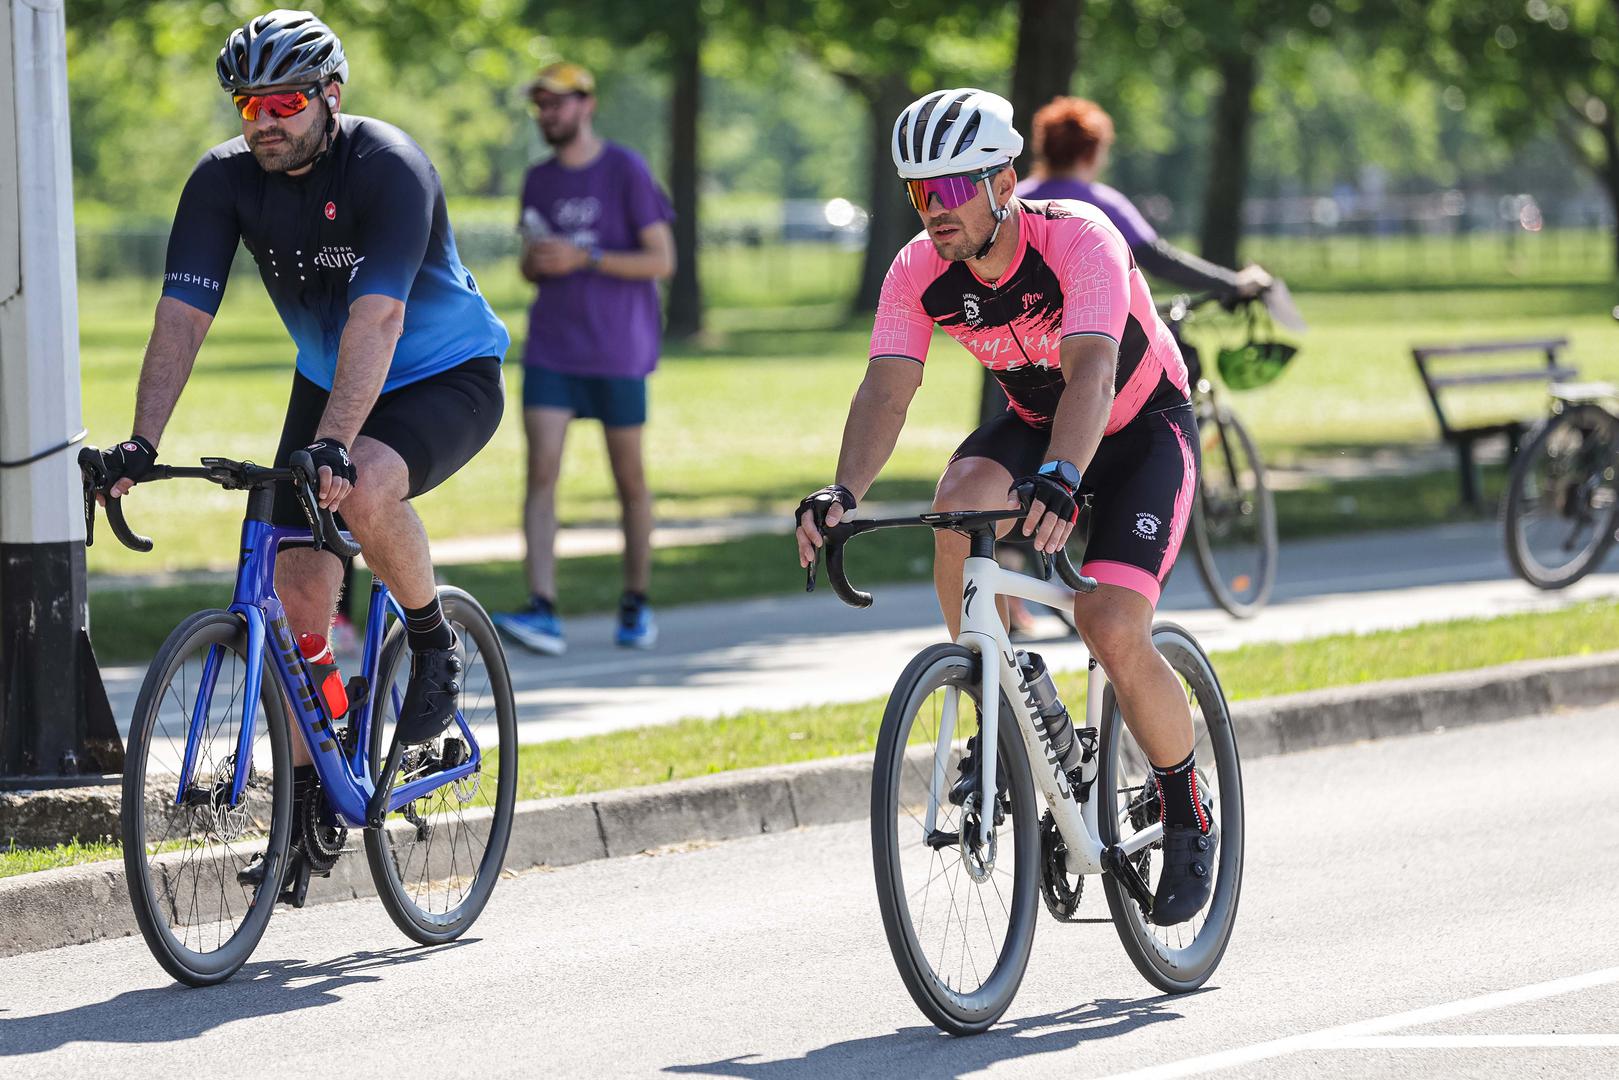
[93, 12, 509, 809]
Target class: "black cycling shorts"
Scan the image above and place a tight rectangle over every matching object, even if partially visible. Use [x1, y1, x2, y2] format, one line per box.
[271, 356, 505, 528]
[948, 402, 1200, 606]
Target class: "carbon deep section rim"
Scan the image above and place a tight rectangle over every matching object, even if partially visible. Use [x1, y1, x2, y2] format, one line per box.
[122, 609, 293, 986]
[870, 643, 1040, 1035]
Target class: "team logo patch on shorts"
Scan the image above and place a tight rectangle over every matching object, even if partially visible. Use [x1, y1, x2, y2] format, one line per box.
[1133, 512, 1162, 540]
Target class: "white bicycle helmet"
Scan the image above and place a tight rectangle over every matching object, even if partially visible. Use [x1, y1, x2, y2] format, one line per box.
[891, 88, 1023, 180]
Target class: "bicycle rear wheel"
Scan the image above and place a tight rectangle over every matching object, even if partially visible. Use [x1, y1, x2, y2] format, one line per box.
[1504, 404, 1619, 590]
[122, 610, 293, 986]
[870, 643, 1040, 1036]
[1191, 403, 1276, 618]
[1098, 623, 1243, 993]
[365, 587, 518, 945]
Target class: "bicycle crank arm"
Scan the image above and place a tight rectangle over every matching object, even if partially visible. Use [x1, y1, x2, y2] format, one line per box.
[1102, 843, 1155, 917]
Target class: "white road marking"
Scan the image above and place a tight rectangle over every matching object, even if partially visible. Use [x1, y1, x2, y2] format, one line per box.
[1095, 965, 1619, 1079]
[1330, 1035, 1619, 1049]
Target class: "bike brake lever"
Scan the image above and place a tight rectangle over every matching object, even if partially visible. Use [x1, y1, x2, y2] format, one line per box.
[77, 447, 105, 547]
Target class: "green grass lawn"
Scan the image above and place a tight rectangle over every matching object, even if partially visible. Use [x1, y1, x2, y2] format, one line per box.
[78, 238, 1618, 581]
[12, 597, 1617, 879]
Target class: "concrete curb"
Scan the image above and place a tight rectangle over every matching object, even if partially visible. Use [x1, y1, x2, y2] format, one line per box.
[4, 649, 1616, 958]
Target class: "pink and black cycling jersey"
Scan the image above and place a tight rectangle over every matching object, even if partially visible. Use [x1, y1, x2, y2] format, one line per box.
[868, 198, 1189, 431]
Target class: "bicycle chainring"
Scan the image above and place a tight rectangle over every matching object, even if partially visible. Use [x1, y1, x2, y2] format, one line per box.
[1039, 811, 1084, 921]
[300, 786, 348, 873]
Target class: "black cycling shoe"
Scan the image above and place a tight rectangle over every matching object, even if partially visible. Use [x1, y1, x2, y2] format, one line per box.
[235, 846, 317, 908]
[1149, 821, 1219, 926]
[395, 634, 464, 745]
[948, 733, 1009, 808]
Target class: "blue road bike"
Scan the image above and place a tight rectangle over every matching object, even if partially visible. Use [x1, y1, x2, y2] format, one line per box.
[80, 449, 517, 986]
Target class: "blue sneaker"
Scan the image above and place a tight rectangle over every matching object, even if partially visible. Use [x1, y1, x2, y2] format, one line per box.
[615, 593, 658, 649]
[494, 597, 566, 656]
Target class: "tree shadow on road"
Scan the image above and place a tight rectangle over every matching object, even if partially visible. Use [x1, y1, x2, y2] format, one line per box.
[664, 991, 1201, 1079]
[0, 942, 473, 1055]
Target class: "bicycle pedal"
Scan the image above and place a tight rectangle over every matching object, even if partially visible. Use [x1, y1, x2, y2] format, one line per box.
[1102, 843, 1155, 916]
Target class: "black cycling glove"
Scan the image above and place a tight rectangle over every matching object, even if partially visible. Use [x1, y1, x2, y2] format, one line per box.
[302, 438, 357, 484]
[97, 435, 157, 488]
[796, 484, 856, 531]
[1011, 471, 1080, 526]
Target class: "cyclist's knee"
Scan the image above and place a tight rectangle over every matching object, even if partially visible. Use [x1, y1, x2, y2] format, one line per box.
[1072, 595, 1153, 667]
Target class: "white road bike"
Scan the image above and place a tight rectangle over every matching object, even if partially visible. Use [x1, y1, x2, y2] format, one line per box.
[808, 508, 1245, 1035]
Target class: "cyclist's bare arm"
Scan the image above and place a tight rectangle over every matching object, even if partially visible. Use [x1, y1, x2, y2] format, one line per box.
[313, 293, 406, 507]
[795, 358, 922, 565]
[1021, 335, 1117, 551]
[1044, 335, 1117, 473]
[111, 297, 215, 498]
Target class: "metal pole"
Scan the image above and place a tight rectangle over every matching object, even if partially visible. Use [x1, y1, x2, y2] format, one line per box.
[0, 0, 121, 787]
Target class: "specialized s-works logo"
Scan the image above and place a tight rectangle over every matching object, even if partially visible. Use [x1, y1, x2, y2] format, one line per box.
[963, 579, 979, 619]
[1004, 648, 1073, 801]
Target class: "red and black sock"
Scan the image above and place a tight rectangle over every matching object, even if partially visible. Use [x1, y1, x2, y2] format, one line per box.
[1152, 751, 1210, 833]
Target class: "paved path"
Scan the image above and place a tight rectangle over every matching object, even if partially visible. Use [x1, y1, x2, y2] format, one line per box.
[96, 519, 1619, 744]
[3, 707, 1614, 1078]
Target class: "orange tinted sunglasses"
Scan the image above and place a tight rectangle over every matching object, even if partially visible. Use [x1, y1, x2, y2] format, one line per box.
[231, 84, 322, 121]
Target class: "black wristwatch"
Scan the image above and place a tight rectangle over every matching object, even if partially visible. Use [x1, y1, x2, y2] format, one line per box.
[1037, 459, 1081, 491]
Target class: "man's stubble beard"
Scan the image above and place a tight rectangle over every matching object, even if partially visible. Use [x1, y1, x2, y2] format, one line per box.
[248, 103, 329, 173]
[542, 118, 581, 148]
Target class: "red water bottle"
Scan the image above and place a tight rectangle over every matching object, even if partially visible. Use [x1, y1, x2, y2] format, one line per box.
[298, 633, 350, 719]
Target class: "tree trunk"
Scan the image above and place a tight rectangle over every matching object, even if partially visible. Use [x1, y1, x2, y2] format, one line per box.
[1009, 0, 1084, 178]
[664, 26, 702, 340]
[1600, 111, 1619, 278]
[852, 73, 920, 314]
[1198, 49, 1258, 269]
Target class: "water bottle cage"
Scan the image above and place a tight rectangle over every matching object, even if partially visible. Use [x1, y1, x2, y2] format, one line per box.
[1070, 727, 1100, 803]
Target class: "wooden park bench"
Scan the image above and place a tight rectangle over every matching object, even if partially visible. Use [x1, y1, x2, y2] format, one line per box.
[1411, 337, 1575, 509]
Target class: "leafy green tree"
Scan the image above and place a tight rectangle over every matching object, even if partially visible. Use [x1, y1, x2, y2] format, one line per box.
[747, 0, 1015, 312]
[1420, 0, 1619, 271]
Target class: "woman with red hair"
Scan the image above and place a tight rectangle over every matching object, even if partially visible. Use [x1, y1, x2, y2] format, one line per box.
[1017, 97, 1271, 301]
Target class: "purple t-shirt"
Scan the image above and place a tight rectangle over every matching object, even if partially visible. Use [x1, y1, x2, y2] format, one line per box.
[520, 142, 674, 378]
[1015, 177, 1158, 250]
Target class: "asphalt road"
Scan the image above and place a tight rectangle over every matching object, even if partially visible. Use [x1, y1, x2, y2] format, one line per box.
[96, 520, 1619, 746]
[4, 706, 1615, 1078]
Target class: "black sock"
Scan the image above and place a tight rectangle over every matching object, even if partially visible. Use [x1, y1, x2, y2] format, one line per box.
[1152, 751, 1210, 833]
[620, 591, 647, 611]
[530, 593, 555, 614]
[404, 597, 454, 651]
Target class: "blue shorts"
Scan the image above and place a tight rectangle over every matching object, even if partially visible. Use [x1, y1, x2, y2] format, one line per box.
[521, 367, 647, 428]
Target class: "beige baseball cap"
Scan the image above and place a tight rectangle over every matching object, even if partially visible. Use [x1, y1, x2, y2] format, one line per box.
[529, 61, 595, 97]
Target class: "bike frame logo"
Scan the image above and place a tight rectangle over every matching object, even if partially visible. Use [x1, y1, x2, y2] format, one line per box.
[1004, 648, 1072, 801]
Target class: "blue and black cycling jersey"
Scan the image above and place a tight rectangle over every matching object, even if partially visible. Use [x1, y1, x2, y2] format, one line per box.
[161, 113, 510, 393]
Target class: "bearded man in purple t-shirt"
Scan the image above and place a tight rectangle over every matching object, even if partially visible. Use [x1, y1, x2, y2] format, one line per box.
[494, 62, 676, 655]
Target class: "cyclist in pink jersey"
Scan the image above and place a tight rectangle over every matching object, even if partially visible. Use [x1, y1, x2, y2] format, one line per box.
[795, 89, 1214, 927]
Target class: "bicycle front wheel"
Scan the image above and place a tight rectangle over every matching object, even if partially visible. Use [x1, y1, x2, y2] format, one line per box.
[122, 610, 293, 986]
[871, 643, 1040, 1036]
[365, 587, 518, 945]
[1191, 403, 1277, 618]
[1099, 623, 1244, 993]
[1504, 404, 1619, 590]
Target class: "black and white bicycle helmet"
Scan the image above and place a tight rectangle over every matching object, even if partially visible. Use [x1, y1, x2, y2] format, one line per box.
[891, 88, 1023, 180]
[216, 9, 348, 92]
